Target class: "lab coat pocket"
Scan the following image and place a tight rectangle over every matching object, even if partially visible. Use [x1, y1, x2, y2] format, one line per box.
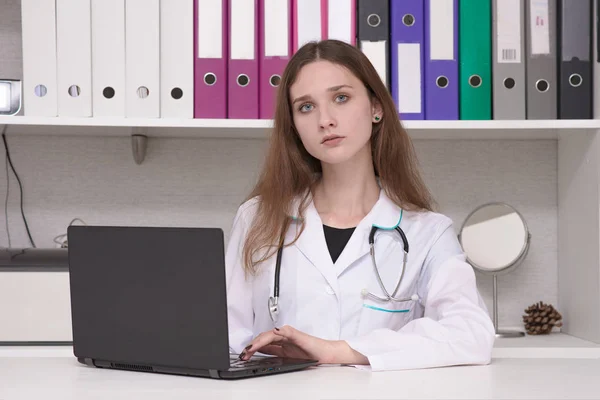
[358, 296, 417, 334]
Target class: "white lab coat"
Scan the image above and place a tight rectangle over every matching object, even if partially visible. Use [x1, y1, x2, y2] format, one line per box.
[225, 189, 495, 371]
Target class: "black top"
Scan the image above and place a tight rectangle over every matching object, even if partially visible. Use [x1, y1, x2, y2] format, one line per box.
[323, 224, 356, 263]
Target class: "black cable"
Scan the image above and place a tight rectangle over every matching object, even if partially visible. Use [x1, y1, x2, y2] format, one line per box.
[1, 129, 36, 248]
[5, 155, 11, 247]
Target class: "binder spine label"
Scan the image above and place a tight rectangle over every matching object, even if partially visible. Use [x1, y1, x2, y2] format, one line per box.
[529, 0, 550, 55]
[231, 0, 255, 60]
[198, 0, 223, 58]
[429, 0, 454, 60]
[497, 0, 522, 63]
[264, 0, 289, 57]
[396, 43, 422, 113]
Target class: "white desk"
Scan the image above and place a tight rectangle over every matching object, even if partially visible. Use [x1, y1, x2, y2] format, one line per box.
[3, 332, 600, 358]
[1, 352, 600, 399]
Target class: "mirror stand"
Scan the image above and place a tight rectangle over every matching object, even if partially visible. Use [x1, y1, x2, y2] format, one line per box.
[492, 274, 524, 337]
[459, 202, 531, 339]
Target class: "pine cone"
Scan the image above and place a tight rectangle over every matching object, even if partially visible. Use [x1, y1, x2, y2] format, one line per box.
[522, 301, 563, 335]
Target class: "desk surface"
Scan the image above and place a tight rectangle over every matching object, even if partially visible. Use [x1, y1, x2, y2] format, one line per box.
[1, 355, 600, 400]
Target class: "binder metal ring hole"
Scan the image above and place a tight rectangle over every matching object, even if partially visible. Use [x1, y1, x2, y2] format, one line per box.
[569, 73, 582, 88]
[503, 78, 516, 89]
[468, 75, 482, 88]
[402, 14, 415, 26]
[204, 73, 217, 86]
[34, 84, 47, 98]
[270, 74, 281, 87]
[436, 76, 449, 88]
[171, 87, 183, 100]
[68, 85, 81, 97]
[535, 79, 549, 93]
[137, 86, 150, 99]
[103, 87, 115, 99]
[367, 13, 381, 27]
[237, 74, 250, 87]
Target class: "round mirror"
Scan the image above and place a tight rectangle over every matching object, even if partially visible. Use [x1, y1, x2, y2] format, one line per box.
[459, 202, 530, 275]
[458, 202, 531, 338]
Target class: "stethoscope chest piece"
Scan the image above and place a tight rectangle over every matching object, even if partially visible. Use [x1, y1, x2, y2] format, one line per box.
[268, 296, 279, 322]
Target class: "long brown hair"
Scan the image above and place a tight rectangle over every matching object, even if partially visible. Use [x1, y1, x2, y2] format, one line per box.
[242, 39, 435, 275]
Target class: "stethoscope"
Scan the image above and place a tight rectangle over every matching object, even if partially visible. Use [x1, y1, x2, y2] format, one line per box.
[268, 213, 420, 323]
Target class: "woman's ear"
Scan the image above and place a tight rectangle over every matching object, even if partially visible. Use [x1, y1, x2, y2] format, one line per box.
[371, 99, 383, 123]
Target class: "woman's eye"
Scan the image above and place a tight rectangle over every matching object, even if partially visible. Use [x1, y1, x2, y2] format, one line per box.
[335, 94, 348, 103]
[299, 104, 313, 112]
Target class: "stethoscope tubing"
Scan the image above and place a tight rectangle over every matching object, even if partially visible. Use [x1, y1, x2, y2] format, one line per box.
[269, 222, 412, 323]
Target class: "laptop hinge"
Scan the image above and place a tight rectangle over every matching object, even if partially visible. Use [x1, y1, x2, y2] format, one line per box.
[208, 369, 220, 379]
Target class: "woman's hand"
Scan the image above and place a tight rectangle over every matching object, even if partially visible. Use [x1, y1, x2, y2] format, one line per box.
[238, 325, 369, 365]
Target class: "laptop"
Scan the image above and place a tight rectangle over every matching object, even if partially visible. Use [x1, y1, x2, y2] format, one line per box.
[66, 225, 318, 379]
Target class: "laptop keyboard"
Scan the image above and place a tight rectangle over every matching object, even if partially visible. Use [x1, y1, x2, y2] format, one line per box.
[229, 357, 281, 369]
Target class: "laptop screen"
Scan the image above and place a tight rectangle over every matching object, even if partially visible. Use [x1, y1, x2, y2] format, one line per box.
[67, 226, 231, 371]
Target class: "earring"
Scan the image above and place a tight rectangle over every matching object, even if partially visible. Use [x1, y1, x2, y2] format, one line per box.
[374, 115, 380, 121]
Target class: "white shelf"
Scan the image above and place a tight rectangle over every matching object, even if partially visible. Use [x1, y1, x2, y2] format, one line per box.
[0, 116, 273, 139]
[492, 332, 600, 359]
[1, 116, 599, 140]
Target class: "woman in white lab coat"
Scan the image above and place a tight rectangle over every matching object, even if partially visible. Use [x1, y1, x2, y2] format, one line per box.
[225, 39, 495, 371]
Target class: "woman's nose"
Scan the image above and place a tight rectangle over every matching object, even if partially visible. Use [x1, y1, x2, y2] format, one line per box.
[319, 107, 337, 129]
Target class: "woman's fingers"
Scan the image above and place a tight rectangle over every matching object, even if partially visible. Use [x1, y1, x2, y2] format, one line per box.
[257, 344, 287, 358]
[259, 343, 310, 360]
[272, 325, 337, 364]
[240, 325, 320, 361]
[273, 325, 304, 343]
[239, 331, 285, 360]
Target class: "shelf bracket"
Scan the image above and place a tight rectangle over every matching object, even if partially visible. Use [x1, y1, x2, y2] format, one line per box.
[131, 127, 148, 165]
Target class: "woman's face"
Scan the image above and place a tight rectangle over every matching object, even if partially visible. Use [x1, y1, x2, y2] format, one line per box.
[289, 60, 381, 166]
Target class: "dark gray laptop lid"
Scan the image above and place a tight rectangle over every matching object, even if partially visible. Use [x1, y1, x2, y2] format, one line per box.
[67, 225, 230, 372]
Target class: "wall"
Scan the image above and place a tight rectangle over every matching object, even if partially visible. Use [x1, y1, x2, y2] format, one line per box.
[0, 135, 557, 337]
